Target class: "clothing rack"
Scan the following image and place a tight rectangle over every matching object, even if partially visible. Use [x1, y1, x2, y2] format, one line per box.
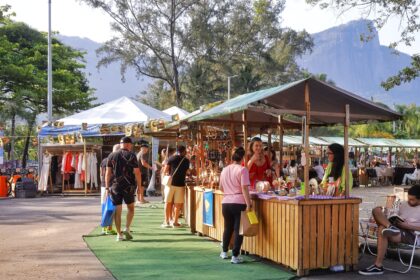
[40, 142, 101, 195]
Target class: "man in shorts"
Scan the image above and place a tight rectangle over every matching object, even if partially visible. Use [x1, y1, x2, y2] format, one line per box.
[105, 137, 142, 241]
[162, 145, 190, 228]
[359, 184, 420, 275]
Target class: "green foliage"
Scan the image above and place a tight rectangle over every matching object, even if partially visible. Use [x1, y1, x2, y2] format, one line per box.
[306, 0, 420, 90]
[84, 0, 313, 110]
[0, 18, 96, 165]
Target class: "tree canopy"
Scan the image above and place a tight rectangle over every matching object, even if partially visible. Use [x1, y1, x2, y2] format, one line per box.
[82, 0, 313, 110]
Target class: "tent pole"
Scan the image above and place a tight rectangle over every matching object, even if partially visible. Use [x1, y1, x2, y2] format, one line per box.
[242, 110, 248, 163]
[278, 115, 284, 167]
[344, 105, 350, 198]
[304, 81, 310, 199]
[229, 121, 235, 164]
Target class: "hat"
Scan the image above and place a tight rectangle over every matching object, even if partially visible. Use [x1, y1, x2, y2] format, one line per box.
[140, 143, 149, 148]
[120, 136, 132, 144]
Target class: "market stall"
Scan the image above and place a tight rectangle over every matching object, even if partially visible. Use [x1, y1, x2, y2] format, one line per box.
[38, 96, 171, 194]
[152, 77, 401, 276]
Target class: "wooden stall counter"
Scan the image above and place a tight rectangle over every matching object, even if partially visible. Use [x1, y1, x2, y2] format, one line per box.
[187, 186, 361, 276]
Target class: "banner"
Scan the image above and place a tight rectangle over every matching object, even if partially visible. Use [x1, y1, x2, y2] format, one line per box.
[203, 190, 214, 226]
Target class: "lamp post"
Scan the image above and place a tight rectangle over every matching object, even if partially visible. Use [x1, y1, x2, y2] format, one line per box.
[47, 0, 53, 123]
[227, 75, 238, 100]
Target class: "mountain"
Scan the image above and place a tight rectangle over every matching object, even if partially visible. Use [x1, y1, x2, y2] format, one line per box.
[298, 20, 419, 106]
[58, 35, 150, 103]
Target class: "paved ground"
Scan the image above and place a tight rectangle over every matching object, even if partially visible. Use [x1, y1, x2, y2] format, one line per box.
[0, 186, 418, 280]
[0, 196, 114, 280]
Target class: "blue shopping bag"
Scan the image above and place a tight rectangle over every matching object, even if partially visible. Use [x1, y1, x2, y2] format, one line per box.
[101, 195, 115, 227]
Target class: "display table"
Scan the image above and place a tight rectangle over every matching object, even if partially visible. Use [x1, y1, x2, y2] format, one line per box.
[187, 186, 361, 276]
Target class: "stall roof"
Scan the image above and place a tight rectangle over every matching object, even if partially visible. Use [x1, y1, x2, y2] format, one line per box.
[389, 139, 420, 148]
[319, 137, 367, 147]
[189, 77, 401, 125]
[163, 106, 189, 118]
[356, 138, 401, 147]
[258, 135, 330, 146]
[58, 96, 171, 126]
[40, 97, 171, 137]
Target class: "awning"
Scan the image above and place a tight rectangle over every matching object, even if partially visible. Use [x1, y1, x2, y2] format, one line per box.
[389, 139, 420, 148]
[189, 77, 401, 125]
[356, 138, 401, 147]
[319, 137, 367, 147]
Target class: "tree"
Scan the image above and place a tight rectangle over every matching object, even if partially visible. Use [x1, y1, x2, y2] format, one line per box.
[81, 0, 199, 107]
[182, 0, 313, 109]
[0, 20, 96, 167]
[83, 0, 312, 109]
[306, 0, 420, 90]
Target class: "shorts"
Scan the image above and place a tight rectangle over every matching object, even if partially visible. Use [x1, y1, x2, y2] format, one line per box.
[164, 185, 185, 204]
[400, 229, 416, 245]
[110, 184, 136, 206]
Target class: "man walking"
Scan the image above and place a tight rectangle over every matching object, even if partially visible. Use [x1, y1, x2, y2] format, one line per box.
[105, 137, 142, 241]
[162, 145, 190, 227]
[137, 143, 151, 203]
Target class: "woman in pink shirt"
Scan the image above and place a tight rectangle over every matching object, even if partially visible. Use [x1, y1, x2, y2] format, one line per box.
[219, 147, 252, 264]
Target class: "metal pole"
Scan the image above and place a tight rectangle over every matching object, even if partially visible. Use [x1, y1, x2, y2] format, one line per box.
[47, 0, 53, 123]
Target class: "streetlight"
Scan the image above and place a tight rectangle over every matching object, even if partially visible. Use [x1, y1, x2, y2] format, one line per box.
[227, 75, 238, 100]
[47, 0, 53, 123]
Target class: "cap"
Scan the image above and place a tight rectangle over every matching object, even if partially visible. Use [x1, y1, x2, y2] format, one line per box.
[140, 143, 149, 148]
[120, 136, 132, 144]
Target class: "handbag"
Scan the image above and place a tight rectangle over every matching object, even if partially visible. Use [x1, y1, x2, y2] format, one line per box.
[101, 195, 115, 227]
[239, 210, 259, 237]
[162, 157, 186, 186]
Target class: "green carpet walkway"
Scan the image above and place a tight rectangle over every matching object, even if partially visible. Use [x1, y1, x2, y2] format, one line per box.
[84, 204, 294, 280]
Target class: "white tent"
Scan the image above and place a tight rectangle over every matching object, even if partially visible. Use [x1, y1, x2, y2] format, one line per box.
[163, 106, 189, 118]
[58, 96, 171, 125]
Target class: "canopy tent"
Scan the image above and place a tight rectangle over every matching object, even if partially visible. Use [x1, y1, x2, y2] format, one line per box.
[189, 77, 400, 124]
[390, 139, 420, 148]
[163, 106, 189, 118]
[39, 97, 171, 137]
[319, 137, 367, 147]
[259, 135, 330, 146]
[356, 138, 400, 147]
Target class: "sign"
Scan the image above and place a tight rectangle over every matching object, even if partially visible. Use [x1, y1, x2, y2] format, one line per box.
[203, 190, 214, 226]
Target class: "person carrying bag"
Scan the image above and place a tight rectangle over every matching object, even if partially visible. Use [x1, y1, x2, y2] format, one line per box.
[162, 146, 190, 228]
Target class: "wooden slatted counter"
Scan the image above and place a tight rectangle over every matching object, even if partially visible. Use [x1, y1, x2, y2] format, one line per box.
[187, 186, 361, 276]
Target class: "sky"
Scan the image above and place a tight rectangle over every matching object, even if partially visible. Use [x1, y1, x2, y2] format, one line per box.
[3, 0, 420, 55]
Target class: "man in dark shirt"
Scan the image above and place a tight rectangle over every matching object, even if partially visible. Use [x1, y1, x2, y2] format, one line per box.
[137, 143, 151, 204]
[162, 145, 190, 227]
[106, 137, 142, 241]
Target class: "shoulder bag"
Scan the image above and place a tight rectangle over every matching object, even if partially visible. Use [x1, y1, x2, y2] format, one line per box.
[162, 157, 186, 186]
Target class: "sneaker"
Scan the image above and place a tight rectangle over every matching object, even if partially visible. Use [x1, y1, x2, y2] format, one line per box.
[106, 229, 117, 235]
[220, 252, 229, 259]
[101, 228, 107, 235]
[358, 264, 384, 275]
[116, 234, 124, 242]
[231, 256, 244, 264]
[161, 222, 172, 228]
[123, 230, 133, 240]
[382, 226, 400, 237]
[139, 199, 149, 204]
